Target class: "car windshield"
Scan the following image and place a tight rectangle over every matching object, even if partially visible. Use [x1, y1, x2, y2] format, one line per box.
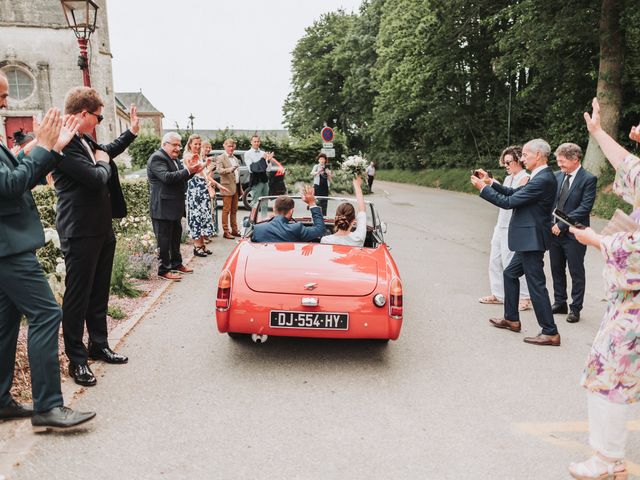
[254, 197, 375, 228]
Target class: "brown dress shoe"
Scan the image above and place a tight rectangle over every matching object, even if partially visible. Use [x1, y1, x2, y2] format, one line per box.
[223, 232, 234, 239]
[231, 231, 241, 237]
[159, 272, 182, 281]
[489, 317, 521, 332]
[523, 333, 561, 346]
[172, 265, 193, 274]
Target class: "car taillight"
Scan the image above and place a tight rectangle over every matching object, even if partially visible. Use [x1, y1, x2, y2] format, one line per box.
[389, 277, 403, 318]
[216, 270, 232, 310]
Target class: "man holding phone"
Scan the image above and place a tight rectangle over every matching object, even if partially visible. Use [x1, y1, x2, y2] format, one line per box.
[471, 139, 560, 346]
[216, 138, 241, 239]
[549, 143, 597, 324]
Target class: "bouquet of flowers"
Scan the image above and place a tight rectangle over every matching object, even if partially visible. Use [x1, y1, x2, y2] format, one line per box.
[341, 155, 368, 178]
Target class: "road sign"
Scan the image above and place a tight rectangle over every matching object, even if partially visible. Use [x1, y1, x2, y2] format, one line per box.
[322, 142, 333, 149]
[321, 148, 335, 158]
[321, 127, 334, 143]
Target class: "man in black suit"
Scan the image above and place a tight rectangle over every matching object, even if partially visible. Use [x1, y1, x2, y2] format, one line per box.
[549, 143, 597, 323]
[471, 139, 561, 346]
[54, 86, 139, 387]
[0, 72, 95, 430]
[147, 132, 206, 281]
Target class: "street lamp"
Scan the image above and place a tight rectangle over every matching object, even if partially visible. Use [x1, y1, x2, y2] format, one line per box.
[60, 0, 99, 87]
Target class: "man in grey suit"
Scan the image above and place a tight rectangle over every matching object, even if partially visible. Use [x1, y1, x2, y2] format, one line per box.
[147, 132, 206, 281]
[471, 139, 560, 346]
[0, 72, 95, 430]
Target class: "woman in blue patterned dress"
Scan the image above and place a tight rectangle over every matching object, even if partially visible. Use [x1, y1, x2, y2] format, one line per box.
[185, 134, 226, 257]
[567, 98, 640, 480]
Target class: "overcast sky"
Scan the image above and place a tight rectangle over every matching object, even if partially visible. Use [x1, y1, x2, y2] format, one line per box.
[106, 0, 363, 131]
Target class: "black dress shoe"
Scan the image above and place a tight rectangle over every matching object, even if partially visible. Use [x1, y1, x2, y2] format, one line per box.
[0, 398, 33, 420]
[32, 406, 96, 433]
[88, 345, 128, 364]
[566, 311, 581, 323]
[69, 363, 97, 386]
[551, 303, 568, 314]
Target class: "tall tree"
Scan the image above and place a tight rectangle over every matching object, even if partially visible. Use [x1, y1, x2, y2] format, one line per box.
[583, 0, 624, 176]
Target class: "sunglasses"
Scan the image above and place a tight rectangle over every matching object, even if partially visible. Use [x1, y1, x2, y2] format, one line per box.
[86, 111, 104, 124]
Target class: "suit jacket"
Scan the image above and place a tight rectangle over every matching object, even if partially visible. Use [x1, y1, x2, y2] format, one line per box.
[480, 166, 557, 252]
[147, 148, 192, 221]
[553, 168, 597, 237]
[216, 154, 238, 196]
[0, 144, 61, 257]
[54, 130, 135, 238]
[252, 206, 325, 243]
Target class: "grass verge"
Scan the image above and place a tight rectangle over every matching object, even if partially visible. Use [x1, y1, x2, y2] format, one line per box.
[376, 168, 631, 219]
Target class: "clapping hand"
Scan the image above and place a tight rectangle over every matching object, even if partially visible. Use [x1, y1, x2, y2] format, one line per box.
[629, 122, 640, 143]
[129, 105, 140, 135]
[584, 97, 602, 134]
[95, 150, 110, 163]
[300, 184, 316, 206]
[53, 115, 80, 152]
[35, 108, 62, 151]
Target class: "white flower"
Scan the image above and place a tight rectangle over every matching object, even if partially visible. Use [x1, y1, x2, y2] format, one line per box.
[55, 257, 64, 264]
[341, 155, 368, 177]
[55, 262, 66, 275]
[43, 228, 61, 248]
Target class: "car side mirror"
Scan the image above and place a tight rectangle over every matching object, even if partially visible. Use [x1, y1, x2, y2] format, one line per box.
[243, 216, 250, 228]
[381, 222, 387, 234]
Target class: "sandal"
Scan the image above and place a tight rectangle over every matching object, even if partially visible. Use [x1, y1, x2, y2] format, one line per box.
[203, 247, 212, 255]
[569, 455, 627, 480]
[518, 299, 533, 311]
[193, 246, 208, 258]
[478, 295, 503, 304]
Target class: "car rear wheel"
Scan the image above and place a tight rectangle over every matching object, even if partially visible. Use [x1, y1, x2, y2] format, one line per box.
[241, 189, 254, 210]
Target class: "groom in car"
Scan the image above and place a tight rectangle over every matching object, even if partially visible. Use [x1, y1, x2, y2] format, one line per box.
[252, 185, 326, 243]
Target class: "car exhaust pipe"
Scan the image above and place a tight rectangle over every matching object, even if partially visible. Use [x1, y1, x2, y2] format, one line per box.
[251, 334, 268, 344]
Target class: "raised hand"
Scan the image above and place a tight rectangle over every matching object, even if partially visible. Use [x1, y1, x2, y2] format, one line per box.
[353, 175, 363, 188]
[53, 115, 80, 152]
[129, 105, 140, 135]
[36, 108, 62, 151]
[300, 184, 316, 206]
[584, 97, 601, 134]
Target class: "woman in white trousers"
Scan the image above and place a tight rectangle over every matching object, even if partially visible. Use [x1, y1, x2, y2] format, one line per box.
[479, 146, 532, 311]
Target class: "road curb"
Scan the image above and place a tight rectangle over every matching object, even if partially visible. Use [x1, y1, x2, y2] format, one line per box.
[0, 254, 194, 479]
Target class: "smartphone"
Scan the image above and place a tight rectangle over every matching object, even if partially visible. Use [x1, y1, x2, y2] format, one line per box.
[472, 170, 482, 178]
[553, 209, 586, 229]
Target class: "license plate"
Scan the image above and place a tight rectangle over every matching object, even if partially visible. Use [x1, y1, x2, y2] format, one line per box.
[270, 311, 349, 330]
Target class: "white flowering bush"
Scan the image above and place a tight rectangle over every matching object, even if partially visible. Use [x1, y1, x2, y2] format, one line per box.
[341, 155, 368, 178]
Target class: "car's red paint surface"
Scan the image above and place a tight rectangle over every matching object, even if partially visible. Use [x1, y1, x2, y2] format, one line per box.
[215, 241, 403, 340]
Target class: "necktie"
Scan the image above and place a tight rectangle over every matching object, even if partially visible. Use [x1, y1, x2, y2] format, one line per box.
[557, 173, 571, 210]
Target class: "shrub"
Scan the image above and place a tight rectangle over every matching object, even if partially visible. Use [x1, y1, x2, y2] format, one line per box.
[128, 134, 160, 170]
[107, 305, 127, 320]
[110, 247, 141, 298]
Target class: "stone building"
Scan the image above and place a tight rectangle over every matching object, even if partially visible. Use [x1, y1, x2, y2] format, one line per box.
[115, 91, 163, 136]
[0, 0, 161, 148]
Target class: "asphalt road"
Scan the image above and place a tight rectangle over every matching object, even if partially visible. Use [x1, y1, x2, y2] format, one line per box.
[6, 181, 639, 479]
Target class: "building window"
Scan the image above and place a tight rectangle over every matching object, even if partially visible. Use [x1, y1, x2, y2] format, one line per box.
[4, 67, 35, 100]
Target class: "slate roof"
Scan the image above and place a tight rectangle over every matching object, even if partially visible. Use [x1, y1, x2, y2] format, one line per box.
[115, 92, 163, 116]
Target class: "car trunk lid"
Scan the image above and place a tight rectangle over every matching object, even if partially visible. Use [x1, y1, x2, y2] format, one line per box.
[244, 243, 378, 296]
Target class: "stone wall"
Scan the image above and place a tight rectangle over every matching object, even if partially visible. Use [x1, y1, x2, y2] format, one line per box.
[0, 0, 117, 144]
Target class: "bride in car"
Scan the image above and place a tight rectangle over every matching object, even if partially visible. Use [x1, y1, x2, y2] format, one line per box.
[321, 175, 367, 247]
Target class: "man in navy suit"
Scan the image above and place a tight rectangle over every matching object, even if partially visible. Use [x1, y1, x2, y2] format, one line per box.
[252, 185, 325, 243]
[549, 143, 597, 323]
[471, 139, 560, 346]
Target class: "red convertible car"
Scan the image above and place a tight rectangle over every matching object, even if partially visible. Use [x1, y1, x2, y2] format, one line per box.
[215, 196, 403, 343]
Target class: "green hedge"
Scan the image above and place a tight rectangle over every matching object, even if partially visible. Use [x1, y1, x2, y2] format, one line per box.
[127, 131, 349, 171]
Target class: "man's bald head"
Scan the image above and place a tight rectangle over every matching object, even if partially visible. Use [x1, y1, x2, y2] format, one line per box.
[0, 70, 8, 109]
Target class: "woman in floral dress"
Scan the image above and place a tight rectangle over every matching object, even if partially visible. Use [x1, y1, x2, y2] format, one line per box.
[184, 135, 226, 257]
[567, 98, 640, 480]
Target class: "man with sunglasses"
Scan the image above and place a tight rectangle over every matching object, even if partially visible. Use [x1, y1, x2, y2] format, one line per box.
[53, 86, 139, 387]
